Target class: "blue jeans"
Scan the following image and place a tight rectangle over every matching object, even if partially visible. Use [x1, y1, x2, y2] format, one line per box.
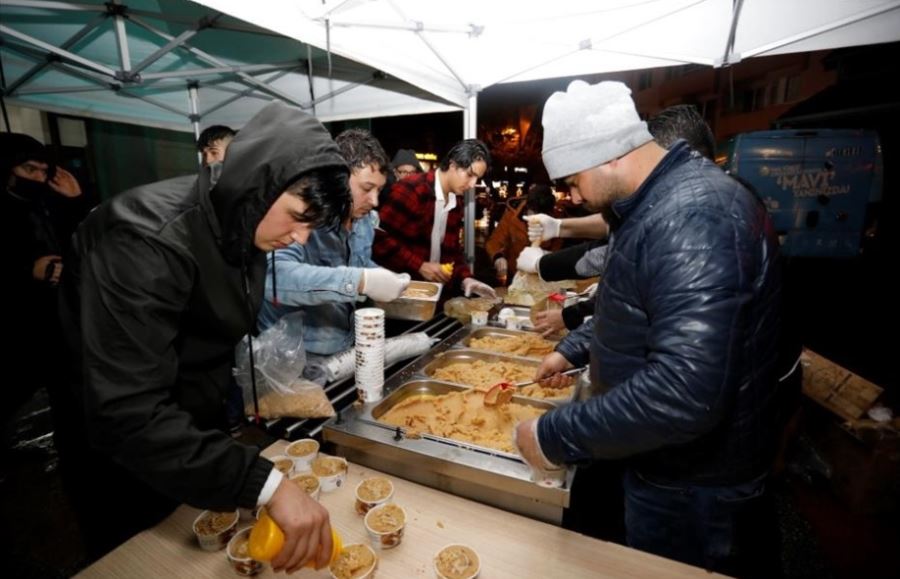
[623, 470, 780, 578]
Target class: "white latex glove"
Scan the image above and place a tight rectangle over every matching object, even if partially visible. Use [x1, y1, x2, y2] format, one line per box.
[360, 268, 411, 301]
[526, 213, 562, 243]
[516, 246, 545, 273]
[513, 419, 566, 488]
[494, 257, 508, 276]
[462, 277, 497, 298]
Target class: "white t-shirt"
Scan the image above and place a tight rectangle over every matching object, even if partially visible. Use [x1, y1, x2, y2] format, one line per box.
[430, 170, 457, 263]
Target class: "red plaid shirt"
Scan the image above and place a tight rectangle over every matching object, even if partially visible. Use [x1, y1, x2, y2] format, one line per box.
[373, 171, 472, 284]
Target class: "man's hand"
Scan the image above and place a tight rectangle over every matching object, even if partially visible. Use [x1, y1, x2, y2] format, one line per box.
[267, 476, 333, 572]
[48, 167, 82, 198]
[419, 261, 450, 283]
[33, 254, 63, 284]
[462, 277, 497, 298]
[494, 257, 508, 285]
[359, 268, 411, 301]
[533, 309, 565, 337]
[516, 246, 545, 274]
[526, 213, 561, 243]
[514, 418, 565, 486]
[535, 352, 575, 389]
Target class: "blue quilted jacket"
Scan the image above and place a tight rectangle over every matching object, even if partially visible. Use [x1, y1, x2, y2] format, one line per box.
[544, 142, 788, 484]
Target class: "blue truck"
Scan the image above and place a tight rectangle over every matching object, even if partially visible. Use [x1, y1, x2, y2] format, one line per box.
[722, 129, 882, 257]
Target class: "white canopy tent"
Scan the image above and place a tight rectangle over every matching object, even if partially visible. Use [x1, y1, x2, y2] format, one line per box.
[0, 0, 461, 135]
[4, 0, 899, 262]
[192, 0, 900, 261]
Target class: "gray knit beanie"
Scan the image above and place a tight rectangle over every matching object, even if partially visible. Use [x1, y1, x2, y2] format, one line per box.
[542, 80, 653, 180]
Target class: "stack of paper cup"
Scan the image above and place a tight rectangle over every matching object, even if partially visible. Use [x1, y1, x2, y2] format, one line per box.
[354, 307, 385, 402]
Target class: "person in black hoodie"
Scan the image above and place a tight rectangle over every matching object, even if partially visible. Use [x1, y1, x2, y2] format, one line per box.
[58, 102, 351, 571]
[1, 133, 90, 457]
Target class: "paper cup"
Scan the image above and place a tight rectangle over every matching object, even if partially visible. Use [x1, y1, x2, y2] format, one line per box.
[192, 509, 239, 551]
[355, 477, 394, 515]
[226, 526, 264, 576]
[289, 472, 321, 501]
[329, 543, 377, 579]
[434, 544, 481, 579]
[312, 455, 348, 492]
[285, 438, 319, 472]
[269, 455, 294, 477]
[363, 503, 406, 550]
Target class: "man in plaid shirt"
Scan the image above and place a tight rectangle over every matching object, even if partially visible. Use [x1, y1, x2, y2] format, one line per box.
[373, 139, 497, 298]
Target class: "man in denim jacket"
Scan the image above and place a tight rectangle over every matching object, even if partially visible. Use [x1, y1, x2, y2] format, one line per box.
[514, 81, 796, 578]
[258, 129, 410, 355]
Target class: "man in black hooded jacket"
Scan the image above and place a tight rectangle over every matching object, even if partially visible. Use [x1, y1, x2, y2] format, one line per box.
[59, 102, 351, 572]
[2, 133, 90, 457]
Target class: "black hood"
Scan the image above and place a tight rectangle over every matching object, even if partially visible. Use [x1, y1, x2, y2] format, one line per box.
[1, 132, 50, 186]
[209, 102, 348, 265]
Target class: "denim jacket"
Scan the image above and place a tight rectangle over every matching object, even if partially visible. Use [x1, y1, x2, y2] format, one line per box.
[257, 211, 378, 355]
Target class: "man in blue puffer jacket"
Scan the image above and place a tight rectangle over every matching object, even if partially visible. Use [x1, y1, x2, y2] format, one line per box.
[514, 80, 797, 577]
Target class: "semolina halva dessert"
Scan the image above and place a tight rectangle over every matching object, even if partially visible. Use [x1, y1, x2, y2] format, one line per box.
[431, 360, 573, 400]
[271, 456, 294, 475]
[290, 473, 320, 497]
[434, 544, 480, 579]
[312, 455, 347, 476]
[192, 509, 239, 551]
[313, 454, 348, 492]
[286, 439, 319, 457]
[356, 477, 392, 502]
[329, 543, 377, 579]
[226, 528, 264, 576]
[194, 511, 238, 536]
[468, 333, 555, 358]
[355, 477, 394, 515]
[364, 503, 406, 549]
[379, 389, 545, 453]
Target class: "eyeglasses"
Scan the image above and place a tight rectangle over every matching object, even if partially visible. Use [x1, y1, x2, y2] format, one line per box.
[395, 169, 415, 177]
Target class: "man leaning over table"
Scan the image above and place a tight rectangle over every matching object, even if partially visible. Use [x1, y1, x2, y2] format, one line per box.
[373, 139, 497, 299]
[514, 80, 796, 578]
[58, 102, 350, 572]
[258, 128, 410, 355]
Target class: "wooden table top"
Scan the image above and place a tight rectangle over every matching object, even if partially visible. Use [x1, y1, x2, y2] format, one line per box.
[76, 440, 724, 579]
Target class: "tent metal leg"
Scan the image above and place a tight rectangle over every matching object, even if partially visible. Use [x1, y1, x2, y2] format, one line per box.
[463, 93, 478, 267]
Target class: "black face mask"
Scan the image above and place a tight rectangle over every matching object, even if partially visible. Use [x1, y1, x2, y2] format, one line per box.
[9, 177, 52, 201]
[208, 162, 224, 187]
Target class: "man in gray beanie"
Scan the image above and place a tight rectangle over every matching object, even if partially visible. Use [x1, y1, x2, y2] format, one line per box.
[514, 80, 792, 578]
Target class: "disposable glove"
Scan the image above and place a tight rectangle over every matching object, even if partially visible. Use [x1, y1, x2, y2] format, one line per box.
[513, 419, 566, 488]
[516, 246, 546, 274]
[461, 277, 497, 298]
[526, 213, 562, 243]
[360, 268, 411, 301]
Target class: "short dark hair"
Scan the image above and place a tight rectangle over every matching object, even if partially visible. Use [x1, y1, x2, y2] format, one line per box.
[284, 166, 352, 230]
[439, 139, 491, 173]
[334, 128, 389, 174]
[197, 125, 236, 151]
[647, 105, 715, 159]
[526, 183, 556, 215]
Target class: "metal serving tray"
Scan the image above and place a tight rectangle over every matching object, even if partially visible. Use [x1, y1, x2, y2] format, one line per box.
[458, 327, 557, 359]
[369, 379, 556, 459]
[374, 280, 442, 321]
[324, 379, 573, 523]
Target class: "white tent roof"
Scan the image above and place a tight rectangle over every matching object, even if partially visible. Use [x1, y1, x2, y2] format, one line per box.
[0, 0, 460, 132]
[192, 0, 900, 109]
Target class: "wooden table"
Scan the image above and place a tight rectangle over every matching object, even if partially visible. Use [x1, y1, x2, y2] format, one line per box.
[77, 440, 724, 578]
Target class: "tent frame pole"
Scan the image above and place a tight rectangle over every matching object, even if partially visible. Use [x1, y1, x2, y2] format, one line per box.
[463, 91, 478, 267]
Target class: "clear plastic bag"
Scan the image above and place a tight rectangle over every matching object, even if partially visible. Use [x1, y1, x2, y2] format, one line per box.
[234, 312, 335, 419]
